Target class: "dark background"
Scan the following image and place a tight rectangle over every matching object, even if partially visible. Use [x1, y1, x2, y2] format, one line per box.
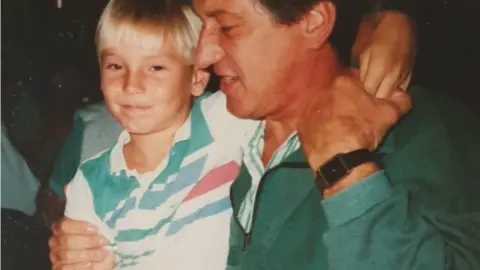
[0, 1, 478, 269]
[2, 0, 479, 184]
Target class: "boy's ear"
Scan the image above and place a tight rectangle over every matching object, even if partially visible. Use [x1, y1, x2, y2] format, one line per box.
[191, 67, 210, 97]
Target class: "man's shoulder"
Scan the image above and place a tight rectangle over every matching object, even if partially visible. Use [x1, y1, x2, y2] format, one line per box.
[379, 86, 480, 187]
[388, 86, 479, 143]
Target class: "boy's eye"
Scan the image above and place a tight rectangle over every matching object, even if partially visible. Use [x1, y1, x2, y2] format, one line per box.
[149, 65, 165, 72]
[106, 63, 123, 71]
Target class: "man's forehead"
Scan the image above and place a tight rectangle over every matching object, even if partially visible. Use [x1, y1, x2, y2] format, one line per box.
[193, 0, 245, 17]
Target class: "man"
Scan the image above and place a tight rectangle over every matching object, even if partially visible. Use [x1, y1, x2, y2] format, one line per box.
[47, 0, 444, 269]
[192, 0, 480, 269]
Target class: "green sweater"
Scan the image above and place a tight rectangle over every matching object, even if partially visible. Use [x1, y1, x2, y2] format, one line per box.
[227, 87, 480, 270]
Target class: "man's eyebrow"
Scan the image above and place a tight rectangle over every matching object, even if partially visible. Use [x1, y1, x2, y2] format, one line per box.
[205, 9, 240, 18]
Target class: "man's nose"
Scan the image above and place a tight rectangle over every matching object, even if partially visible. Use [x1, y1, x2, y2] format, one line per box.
[195, 30, 225, 69]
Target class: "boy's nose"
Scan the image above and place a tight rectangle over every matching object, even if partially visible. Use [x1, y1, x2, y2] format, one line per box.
[124, 72, 144, 94]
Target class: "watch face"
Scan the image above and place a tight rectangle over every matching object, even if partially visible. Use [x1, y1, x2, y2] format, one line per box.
[317, 155, 349, 187]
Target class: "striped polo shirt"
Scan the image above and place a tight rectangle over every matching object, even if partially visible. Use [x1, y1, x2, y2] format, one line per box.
[64, 92, 255, 270]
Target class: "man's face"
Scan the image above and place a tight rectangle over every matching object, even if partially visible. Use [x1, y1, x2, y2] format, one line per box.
[193, 0, 306, 120]
[100, 34, 198, 134]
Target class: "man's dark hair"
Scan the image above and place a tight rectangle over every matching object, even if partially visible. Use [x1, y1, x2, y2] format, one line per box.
[259, 0, 322, 25]
[259, 0, 381, 65]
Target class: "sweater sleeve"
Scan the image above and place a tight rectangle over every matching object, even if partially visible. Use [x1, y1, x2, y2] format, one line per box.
[321, 99, 480, 269]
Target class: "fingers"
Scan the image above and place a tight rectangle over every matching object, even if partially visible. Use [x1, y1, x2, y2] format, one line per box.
[49, 234, 108, 251]
[49, 234, 109, 265]
[358, 50, 370, 83]
[358, 43, 413, 97]
[399, 72, 412, 91]
[52, 218, 99, 236]
[375, 72, 399, 99]
[363, 58, 385, 96]
[49, 218, 109, 268]
[376, 90, 412, 126]
[390, 90, 413, 115]
[52, 261, 93, 270]
[51, 247, 109, 267]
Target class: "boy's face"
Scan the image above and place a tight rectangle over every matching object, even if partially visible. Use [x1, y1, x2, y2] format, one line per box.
[100, 33, 204, 135]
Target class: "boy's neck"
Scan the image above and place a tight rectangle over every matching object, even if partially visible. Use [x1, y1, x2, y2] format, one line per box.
[123, 121, 186, 174]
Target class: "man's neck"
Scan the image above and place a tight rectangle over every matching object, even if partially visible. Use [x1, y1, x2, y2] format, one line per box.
[261, 119, 297, 165]
[262, 45, 341, 164]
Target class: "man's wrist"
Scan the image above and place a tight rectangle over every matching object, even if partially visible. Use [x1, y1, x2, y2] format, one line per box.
[308, 142, 368, 171]
[323, 162, 379, 198]
[308, 145, 380, 198]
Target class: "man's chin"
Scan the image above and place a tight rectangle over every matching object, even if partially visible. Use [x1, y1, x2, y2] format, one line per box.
[225, 100, 259, 120]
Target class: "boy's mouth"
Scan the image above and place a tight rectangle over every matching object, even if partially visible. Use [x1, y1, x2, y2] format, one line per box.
[121, 104, 152, 116]
[122, 105, 150, 110]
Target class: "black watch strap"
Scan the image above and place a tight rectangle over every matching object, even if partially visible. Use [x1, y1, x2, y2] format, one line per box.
[315, 148, 378, 191]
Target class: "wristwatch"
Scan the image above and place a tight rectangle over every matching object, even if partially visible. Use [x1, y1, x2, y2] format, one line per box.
[315, 148, 378, 191]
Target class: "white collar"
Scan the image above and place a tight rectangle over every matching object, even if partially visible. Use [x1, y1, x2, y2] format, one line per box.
[109, 117, 192, 175]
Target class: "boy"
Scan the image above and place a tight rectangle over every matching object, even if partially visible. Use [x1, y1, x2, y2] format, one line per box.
[64, 0, 252, 269]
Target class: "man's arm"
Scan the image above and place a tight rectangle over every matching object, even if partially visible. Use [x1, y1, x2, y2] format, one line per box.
[299, 76, 480, 269]
[324, 175, 480, 269]
[322, 113, 480, 269]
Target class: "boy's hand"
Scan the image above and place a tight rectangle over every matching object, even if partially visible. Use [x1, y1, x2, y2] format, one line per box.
[49, 218, 110, 269]
[91, 251, 115, 270]
[353, 11, 415, 98]
[51, 253, 114, 270]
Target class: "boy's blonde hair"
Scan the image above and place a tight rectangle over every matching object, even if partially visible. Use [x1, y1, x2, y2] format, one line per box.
[96, 0, 202, 64]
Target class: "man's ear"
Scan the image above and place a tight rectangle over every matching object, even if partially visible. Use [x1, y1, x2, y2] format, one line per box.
[301, 2, 336, 48]
[191, 67, 210, 97]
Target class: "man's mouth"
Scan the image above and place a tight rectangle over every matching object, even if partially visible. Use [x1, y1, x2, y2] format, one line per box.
[221, 76, 239, 85]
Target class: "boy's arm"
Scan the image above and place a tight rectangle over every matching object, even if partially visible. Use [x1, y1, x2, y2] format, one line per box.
[64, 170, 112, 239]
[62, 170, 116, 270]
[354, 10, 416, 97]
